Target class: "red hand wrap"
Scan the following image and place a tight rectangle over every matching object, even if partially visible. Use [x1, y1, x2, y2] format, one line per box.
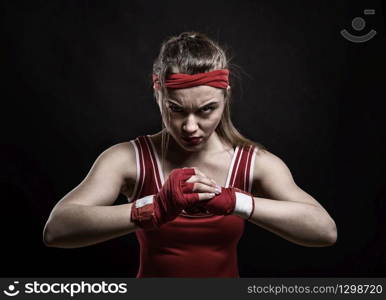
[200, 187, 255, 219]
[131, 168, 199, 229]
[200, 187, 236, 215]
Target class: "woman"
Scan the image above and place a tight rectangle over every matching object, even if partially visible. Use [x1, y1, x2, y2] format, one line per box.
[43, 32, 337, 277]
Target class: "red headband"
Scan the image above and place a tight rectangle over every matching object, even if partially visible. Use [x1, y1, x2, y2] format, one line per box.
[153, 69, 229, 89]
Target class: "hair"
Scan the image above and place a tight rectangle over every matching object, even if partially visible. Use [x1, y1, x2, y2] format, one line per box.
[152, 31, 265, 163]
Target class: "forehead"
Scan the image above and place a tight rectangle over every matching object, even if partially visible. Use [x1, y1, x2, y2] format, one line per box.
[167, 86, 224, 105]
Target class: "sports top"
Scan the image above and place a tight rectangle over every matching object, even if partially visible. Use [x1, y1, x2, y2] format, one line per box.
[128, 135, 257, 277]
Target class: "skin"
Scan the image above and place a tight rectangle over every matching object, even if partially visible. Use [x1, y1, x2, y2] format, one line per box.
[155, 85, 233, 198]
[43, 85, 337, 248]
[158, 85, 227, 154]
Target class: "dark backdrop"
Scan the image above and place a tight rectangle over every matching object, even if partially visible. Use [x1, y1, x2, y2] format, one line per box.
[1, 0, 385, 277]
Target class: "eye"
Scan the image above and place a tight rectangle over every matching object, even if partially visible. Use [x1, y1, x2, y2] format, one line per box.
[200, 105, 215, 113]
[168, 104, 183, 112]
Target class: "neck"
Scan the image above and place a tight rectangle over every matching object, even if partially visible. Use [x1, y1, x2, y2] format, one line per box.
[156, 130, 230, 164]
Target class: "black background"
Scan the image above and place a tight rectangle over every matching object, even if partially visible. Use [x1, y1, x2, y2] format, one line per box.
[1, 0, 385, 277]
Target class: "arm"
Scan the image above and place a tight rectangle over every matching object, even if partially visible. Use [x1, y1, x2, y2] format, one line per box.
[248, 149, 337, 247]
[43, 142, 138, 248]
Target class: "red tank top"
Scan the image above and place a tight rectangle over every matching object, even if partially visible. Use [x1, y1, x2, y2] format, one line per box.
[128, 135, 256, 277]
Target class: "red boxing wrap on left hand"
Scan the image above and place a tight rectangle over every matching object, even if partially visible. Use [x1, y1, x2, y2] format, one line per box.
[199, 187, 255, 219]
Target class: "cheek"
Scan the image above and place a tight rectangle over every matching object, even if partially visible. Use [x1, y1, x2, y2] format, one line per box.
[208, 108, 224, 127]
[207, 114, 220, 127]
[163, 116, 181, 133]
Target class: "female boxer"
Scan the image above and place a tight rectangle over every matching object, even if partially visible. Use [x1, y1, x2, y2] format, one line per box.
[43, 32, 337, 277]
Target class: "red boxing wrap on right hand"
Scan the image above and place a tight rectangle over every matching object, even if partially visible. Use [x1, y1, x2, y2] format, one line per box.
[130, 168, 199, 229]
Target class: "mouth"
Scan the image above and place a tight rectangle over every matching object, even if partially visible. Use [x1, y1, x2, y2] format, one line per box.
[181, 136, 203, 145]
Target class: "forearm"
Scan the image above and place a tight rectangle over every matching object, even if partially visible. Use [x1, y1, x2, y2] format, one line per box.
[43, 203, 138, 248]
[248, 197, 337, 247]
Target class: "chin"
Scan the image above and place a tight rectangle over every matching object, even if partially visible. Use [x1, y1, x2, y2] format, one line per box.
[176, 136, 208, 152]
[178, 141, 205, 152]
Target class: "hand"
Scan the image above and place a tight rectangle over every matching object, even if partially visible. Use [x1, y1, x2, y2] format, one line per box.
[130, 168, 219, 229]
[183, 167, 221, 214]
[199, 187, 255, 219]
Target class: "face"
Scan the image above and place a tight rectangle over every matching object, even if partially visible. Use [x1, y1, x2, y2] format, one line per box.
[157, 85, 226, 152]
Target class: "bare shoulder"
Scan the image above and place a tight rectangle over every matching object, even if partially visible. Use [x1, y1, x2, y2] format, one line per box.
[96, 141, 136, 181]
[55, 141, 137, 207]
[252, 149, 292, 182]
[251, 148, 323, 207]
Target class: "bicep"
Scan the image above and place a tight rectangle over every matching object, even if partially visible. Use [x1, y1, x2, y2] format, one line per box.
[56, 142, 136, 207]
[252, 150, 323, 208]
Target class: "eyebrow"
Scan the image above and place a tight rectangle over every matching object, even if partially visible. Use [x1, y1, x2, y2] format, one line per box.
[198, 101, 219, 108]
[167, 99, 219, 108]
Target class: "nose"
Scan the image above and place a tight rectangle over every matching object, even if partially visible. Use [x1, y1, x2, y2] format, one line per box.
[182, 114, 199, 134]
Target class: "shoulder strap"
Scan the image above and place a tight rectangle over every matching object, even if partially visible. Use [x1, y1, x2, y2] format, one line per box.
[130, 136, 162, 201]
[228, 145, 257, 192]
